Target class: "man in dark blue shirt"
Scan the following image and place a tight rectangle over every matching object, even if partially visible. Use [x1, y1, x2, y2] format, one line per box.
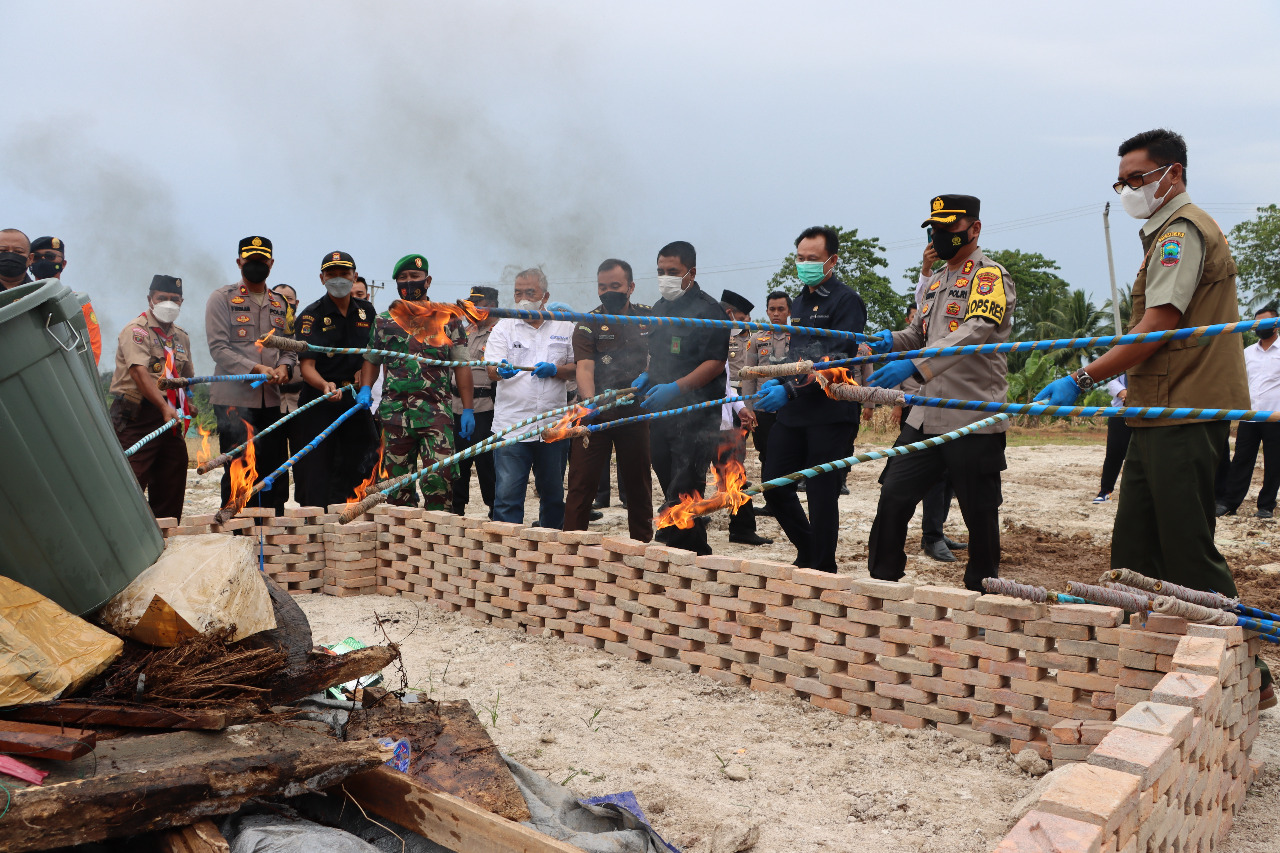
[755, 226, 866, 572]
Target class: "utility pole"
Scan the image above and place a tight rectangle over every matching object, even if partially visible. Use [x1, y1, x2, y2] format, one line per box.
[1103, 202, 1122, 332]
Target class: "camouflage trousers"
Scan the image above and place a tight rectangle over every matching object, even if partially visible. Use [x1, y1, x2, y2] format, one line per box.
[382, 420, 457, 511]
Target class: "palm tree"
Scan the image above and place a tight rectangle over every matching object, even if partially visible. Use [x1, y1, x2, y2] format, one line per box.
[1101, 284, 1133, 335]
[1039, 289, 1108, 370]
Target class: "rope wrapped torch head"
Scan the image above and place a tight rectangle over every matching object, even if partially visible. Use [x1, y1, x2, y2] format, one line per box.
[156, 376, 191, 390]
[739, 360, 814, 379]
[340, 492, 387, 524]
[812, 377, 905, 406]
[257, 330, 307, 353]
[197, 453, 234, 475]
[540, 425, 589, 442]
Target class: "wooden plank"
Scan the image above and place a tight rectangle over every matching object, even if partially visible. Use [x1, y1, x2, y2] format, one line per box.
[0, 723, 389, 853]
[340, 766, 587, 853]
[0, 700, 244, 731]
[268, 645, 398, 704]
[346, 699, 530, 822]
[0, 720, 95, 760]
[157, 819, 231, 853]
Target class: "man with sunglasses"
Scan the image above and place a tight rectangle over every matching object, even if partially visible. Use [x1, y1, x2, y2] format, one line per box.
[1034, 129, 1272, 709]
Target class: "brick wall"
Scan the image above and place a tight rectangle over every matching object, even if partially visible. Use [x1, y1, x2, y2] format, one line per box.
[158, 508, 1265, 851]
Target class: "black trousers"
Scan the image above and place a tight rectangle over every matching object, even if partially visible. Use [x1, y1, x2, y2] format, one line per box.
[1100, 416, 1132, 496]
[565, 410, 652, 540]
[762, 420, 857, 572]
[868, 424, 1006, 591]
[721, 426, 758, 538]
[291, 396, 379, 509]
[752, 411, 777, 468]
[899, 405, 954, 544]
[111, 398, 188, 521]
[921, 480, 954, 543]
[650, 408, 718, 554]
[214, 404, 288, 515]
[451, 409, 496, 515]
[1221, 421, 1280, 513]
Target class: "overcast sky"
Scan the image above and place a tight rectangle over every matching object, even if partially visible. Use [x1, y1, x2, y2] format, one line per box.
[5, 1, 1279, 367]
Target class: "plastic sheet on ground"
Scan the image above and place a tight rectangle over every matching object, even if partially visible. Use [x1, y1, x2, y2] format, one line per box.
[0, 575, 123, 707]
[95, 533, 275, 646]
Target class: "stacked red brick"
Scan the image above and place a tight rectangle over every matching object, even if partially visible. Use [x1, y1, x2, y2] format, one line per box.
[322, 504, 377, 597]
[997, 631, 1264, 853]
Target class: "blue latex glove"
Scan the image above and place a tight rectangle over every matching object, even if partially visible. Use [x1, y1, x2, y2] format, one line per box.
[754, 379, 789, 413]
[641, 381, 683, 412]
[580, 400, 599, 422]
[1034, 375, 1082, 407]
[630, 371, 652, 396]
[355, 385, 373, 409]
[866, 328, 894, 354]
[496, 359, 519, 379]
[867, 359, 919, 389]
[532, 361, 558, 379]
[459, 408, 476, 440]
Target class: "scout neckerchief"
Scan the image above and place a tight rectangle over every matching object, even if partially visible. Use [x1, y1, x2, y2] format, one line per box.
[145, 312, 191, 431]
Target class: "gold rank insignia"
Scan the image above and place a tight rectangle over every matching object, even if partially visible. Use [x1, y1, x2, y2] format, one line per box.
[962, 260, 974, 275]
[600, 325, 609, 331]
[323, 316, 333, 326]
[358, 309, 366, 320]
[929, 281, 941, 292]
[601, 355, 612, 364]
[231, 296, 245, 304]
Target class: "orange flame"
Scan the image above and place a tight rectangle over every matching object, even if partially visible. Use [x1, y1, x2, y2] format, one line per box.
[389, 300, 471, 346]
[195, 424, 215, 466]
[255, 329, 275, 351]
[815, 355, 859, 399]
[541, 404, 593, 443]
[348, 438, 389, 504]
[458, 299, 490, 324]
[656, 430, 751, 529]
[226, 421, 257, 514]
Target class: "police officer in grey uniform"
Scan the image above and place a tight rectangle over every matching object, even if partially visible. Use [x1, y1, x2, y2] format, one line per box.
[205, 236, 296, 514]
[866, 195, 1016, 591]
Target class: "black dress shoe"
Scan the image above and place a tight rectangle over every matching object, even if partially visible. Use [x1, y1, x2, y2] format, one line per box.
[589, 510, 603, 521]
[729, 532, 774, 546]
[593, 498, 610, 509]
[756, 505, 773, 518]
[1215, 503, 1234, 517]
[839, 484, 850, 496]
[944, 536, 967, 551]
[921, 538, 957, 562]
[1258, 509, 1275, 519]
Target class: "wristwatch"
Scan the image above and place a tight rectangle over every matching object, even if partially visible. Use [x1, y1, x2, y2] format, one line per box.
[1071, 369, 1095, 392]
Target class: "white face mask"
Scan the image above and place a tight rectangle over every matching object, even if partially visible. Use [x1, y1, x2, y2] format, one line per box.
[1119, 167, 1172, 219]
[515, 299, 543, 312]
[657, 275, 686, 302]
[151, 300, 181, 324]
[730, 326, 743, 336]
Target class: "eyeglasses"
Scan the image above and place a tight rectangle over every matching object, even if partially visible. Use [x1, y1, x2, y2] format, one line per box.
[1113, 164, 1170, 194]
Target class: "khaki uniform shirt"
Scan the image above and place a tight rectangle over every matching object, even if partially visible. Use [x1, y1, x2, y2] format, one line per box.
[204, 283, 296, 408]
[453, 323, 495, 414]
[109, 309, 196, 399]
[890, 249, 1016, 434]
[727, 331, 748, 391]
[740, 329, 789, 397]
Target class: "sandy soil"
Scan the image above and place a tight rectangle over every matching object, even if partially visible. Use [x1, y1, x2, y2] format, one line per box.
[180, 424, 1280, 853]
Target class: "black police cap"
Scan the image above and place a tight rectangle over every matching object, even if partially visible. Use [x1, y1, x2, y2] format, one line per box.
[321, 250, 356, 271]
[922, 194, 981, 228]
[720, 289, 754, 315]
[31, 236, 65, 256]
[469, 285, 499, 303]
[239, 236, 273, 258]
[149, 274, 182, 295]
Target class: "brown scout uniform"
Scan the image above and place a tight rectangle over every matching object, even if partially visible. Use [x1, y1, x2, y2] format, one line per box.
[891, 251, 1017, 434]
[109, 309, 196, 520]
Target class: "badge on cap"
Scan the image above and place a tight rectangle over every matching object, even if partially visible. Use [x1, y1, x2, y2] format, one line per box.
[932, 197, 945, 212]
[414, 257, 423, 268]
[252, 237, 262, 247]
[332, 252, 341, 260]
[51, 238, 61, 249]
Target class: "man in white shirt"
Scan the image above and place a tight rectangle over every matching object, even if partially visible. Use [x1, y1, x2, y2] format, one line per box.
[1218, 304, 1280, 518]
[484, 268, 577, 527]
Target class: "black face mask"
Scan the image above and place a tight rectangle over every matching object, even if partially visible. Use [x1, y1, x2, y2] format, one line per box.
[0, 251, 28, 279]
[599, 290, 629, 313]
[30, 259, 63, 279]
[932, 226, 974, 261]
[242, 259, 270, 284]
[397, 280, 427, 301]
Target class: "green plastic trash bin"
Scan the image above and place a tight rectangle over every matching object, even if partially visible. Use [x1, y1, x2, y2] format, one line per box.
[0, 280, 164, 614]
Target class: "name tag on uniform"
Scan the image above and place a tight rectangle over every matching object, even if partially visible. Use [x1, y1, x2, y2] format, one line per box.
[671, 336, 681, 354]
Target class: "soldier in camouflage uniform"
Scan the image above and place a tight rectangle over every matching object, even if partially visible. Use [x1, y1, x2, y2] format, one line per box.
[360, 254, 475, 509]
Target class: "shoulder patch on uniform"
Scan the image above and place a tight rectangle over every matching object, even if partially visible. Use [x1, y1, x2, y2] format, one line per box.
[965, 267, 1007, 325]
[1159, 237, 1182, 267]
[132, 327, 147, 344]
[300, 320, 312, 335]
[1157, 230, 1185, 242]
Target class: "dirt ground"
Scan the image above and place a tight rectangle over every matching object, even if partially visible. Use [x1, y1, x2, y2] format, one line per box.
[186, 426, 1280, 853]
